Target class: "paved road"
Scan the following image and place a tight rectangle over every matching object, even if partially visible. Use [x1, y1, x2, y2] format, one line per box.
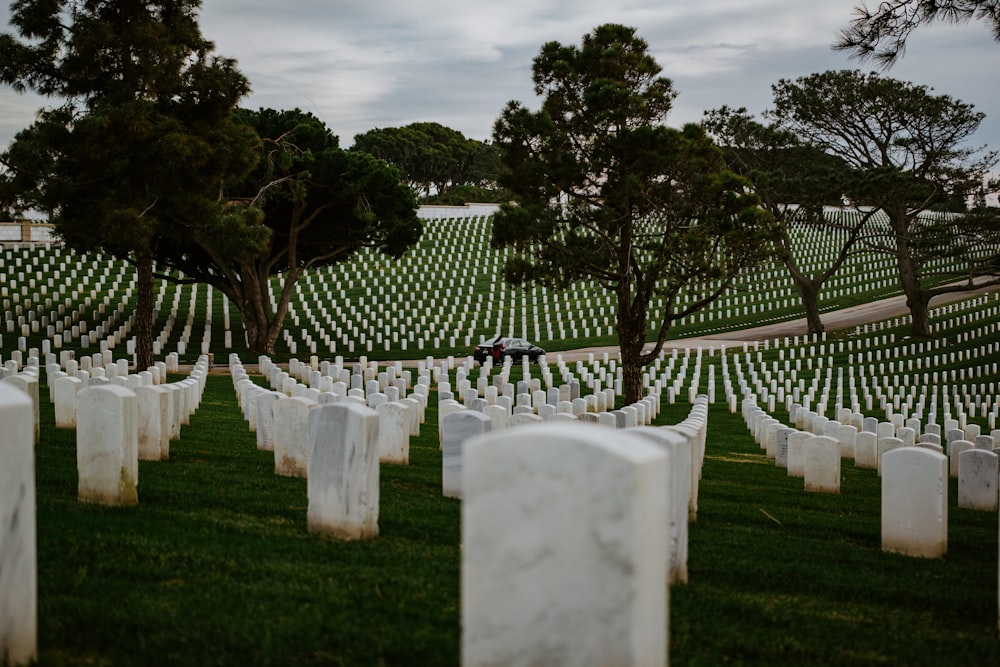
[547, 281, 999, 363]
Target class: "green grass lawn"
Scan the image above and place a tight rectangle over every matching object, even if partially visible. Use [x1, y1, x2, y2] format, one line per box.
[28, 375, 999, 666]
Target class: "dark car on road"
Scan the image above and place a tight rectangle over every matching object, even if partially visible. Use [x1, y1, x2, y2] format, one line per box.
[473, 336, 545, 364]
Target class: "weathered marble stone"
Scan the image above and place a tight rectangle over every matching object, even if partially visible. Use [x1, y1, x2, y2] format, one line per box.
[462, 424, 669, 667]
[949, 440, 975, 478]
[135, 385, 170, 461]
[484, 404, 509, 431]
[307, 402, 380, 540]
[53, 375, 83, 429]
[376, 401, 409, 465]
[273, 396, 317, 477]
[787, 430, 812, 478]
[835, 424, 857, 459]
[438, 400, 467, 450]
[803, 435, 841, 493]
[0, 383, 36, 665]
[958, 449, 998, 511]
[76, 385, 138, 506]
[0, 375, 38, 444]
[855, 431, 878, 469]
[441, 411, 491, 499]
[877, 437, 905, 476]
[629, 426, 691, 585]
[509, 413, 543, 428]
[882, 447, 948, 558]
[255, 391, 283, 451]
[775, 427, 794, 468]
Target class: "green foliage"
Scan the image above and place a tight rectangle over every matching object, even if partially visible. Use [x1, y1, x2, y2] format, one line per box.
[353, 122, 503, 202]
[767, 69, 1000, 336]
[0, 0, 254, 369]
[0, 0, 251, 250]
[835, 0, 1000, 68]
[153, 107, 423, 354]
[703, 106, 849, 222]
[493, 24, 777, 399]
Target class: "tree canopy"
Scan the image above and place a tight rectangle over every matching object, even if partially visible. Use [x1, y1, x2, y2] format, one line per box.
[156, 108, 423, 355]
[492, 24, 776, 403]
[703, 105, 870, 334]
[835, 0, 1000, 67]
[0, 0, 252, 369]
[767, 69, 1000, 337]
[352, 122, 504, 203]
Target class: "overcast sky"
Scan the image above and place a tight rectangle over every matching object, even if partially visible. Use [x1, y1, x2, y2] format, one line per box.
[2, 0, 998, 156]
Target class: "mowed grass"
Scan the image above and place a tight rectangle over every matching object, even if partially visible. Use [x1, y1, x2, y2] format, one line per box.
[34, 375, 460, 666]
[30, 377, 1000, 666]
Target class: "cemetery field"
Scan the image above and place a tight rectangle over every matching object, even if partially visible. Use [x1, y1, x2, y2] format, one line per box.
[28, 373, 999, 666]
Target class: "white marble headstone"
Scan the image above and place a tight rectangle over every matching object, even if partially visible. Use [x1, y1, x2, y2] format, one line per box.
[0, 383, 36, 665]
[882, 446, 948, 558]
[77, 385, 138, 506]
[307, 402, 380, 540]
[462, 423, 669, 667]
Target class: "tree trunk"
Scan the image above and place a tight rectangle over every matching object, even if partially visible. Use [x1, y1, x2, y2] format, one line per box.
[790, 274, 824, 334]
[134, 246, 154, 371]
[616, 294, 647, 405]
[889, 209, 932, 338]
[619, 342, 645, 407]
[241, 307, 275, 356]
[235, 263, 296, 357]
[906, 293, 932, 339]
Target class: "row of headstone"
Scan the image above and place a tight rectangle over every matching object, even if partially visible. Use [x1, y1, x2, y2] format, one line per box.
[444, 391, 707, 591]
[438, 386, 664, 498]
[76, 357, 210, 505]
[741, 396, 995, 560]
[230, 355, 425, 475]
[3, 215, 994, 374]
[228, 355, 383, 540]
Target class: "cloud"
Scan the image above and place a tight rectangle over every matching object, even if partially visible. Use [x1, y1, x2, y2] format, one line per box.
[1, 0, 997, 154]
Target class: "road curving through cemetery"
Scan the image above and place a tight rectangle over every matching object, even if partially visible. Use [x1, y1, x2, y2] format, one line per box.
[549, 279, 1000, 363]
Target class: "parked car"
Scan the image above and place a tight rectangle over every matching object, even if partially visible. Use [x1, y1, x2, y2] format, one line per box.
[473, 336, 545, 364]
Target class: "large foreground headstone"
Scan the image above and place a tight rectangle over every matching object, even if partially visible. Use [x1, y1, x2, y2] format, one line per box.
[307, 403, 380, 540]
[882, 447, 948, 558]
[462, 423, 669, 667]
[0, 383, 36, 665]
[77, 385, 138, 506]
